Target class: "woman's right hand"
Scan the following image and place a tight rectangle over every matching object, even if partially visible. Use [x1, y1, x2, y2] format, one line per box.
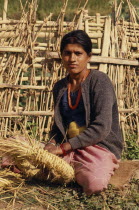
[44, 141, 72, 156]
[44, 142, 56, 153]
[44, 140, 62, 155]
[44, 143, 63, 155]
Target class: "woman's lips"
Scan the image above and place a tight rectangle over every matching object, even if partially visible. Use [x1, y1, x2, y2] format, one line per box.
[68, 64, 77, 68]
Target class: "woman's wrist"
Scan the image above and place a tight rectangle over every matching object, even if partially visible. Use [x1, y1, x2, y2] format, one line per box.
[43, 139, 57, 150]
[46, 139, 56, 145]
[59, 142, 72, 156]
[60, 144, 67, 156]
[47, 142, 56, 146]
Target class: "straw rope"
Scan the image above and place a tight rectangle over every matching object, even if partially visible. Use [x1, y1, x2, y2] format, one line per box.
[15, 159, 40, 177]
[0, 136, 75, 183]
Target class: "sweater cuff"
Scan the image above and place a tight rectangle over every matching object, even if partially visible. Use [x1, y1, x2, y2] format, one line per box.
[68, 137, 82, 150]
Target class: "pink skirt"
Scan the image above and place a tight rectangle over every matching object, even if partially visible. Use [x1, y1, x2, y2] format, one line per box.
[63, 145, 119, 195]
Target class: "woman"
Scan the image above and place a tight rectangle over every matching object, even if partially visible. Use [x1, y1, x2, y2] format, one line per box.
[45, 30, 123, 195]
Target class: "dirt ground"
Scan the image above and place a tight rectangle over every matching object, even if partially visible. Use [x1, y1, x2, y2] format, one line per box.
[0, 160, 139, 210]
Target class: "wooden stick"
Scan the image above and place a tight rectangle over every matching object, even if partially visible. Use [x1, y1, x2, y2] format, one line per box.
[99, 17, 111, 73]
[0, 46, 26, 53]
[0, 84, 51, 90]
[0, 111, 54, 117]
[32, 52, 139, 66]
[0, 108, 138, 118]
[119, 108, 139, 113]
[19, 76, 50, 81]
[2, 0, 8, 22]
[96, 13, 101, 49]
[0, 31, 104, 39]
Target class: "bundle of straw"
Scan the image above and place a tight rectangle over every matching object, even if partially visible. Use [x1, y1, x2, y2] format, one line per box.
[0, 169, 24, 190]
[0, 136, 75, 183]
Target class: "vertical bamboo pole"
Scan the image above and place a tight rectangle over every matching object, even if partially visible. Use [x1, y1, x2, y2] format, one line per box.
[118, 65, 126, 142]
[114, 0, 117, 24]
[96, 13, 101, 49]
[2, 0, 8, 26]
[1, 0, 8, 83]
[84, 16, 91, 69]
[99, 17, 111, 73]
[118, 20, 127, 142]
[84, 18, 89, 34]
[77, 12, 83, 30]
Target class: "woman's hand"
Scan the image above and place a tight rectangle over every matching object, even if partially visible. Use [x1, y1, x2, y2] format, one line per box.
[1, 156, 21, 173]
[44, 143, 63, 155]
[44, 141, 72, 156]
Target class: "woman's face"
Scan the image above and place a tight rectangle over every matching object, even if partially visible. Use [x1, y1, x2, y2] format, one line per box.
[61, 43, 91, 76]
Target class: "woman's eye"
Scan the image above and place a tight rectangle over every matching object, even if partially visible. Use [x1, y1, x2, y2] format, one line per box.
[63, 51, 82, 56]
[64, 51, 70, 55]
[75, 52, 82, 55]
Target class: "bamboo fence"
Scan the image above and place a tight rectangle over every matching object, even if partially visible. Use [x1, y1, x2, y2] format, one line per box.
[0, 0, 139, 148]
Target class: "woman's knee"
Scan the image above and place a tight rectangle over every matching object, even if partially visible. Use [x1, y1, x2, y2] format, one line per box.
[83, 178, 109, 195]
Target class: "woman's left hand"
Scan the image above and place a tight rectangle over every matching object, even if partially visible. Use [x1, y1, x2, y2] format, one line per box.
[44, 142, 72, 156]
[44, 144, 63, 155]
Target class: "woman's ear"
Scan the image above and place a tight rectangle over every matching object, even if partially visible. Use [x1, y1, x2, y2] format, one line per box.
[87, 52, 92, 62]
[89, 52, 92, 57]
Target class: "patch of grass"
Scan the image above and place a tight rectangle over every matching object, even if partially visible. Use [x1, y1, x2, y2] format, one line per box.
[0, 178, 138, 209]
[122, 134, 139, 160]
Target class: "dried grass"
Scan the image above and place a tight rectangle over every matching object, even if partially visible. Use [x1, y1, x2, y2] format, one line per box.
[0, 168, 24, 190]
[0, 135, 75, 184]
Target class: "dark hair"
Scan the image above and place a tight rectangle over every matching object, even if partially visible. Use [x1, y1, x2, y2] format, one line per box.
[60, 30, 92, 55]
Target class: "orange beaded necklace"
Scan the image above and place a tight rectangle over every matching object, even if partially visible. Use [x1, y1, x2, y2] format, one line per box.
[67, 83, 81, 110]
[67, 70, 90, 110]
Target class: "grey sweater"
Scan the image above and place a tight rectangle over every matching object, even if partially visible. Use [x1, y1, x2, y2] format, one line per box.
[49, 70, 123, 159]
